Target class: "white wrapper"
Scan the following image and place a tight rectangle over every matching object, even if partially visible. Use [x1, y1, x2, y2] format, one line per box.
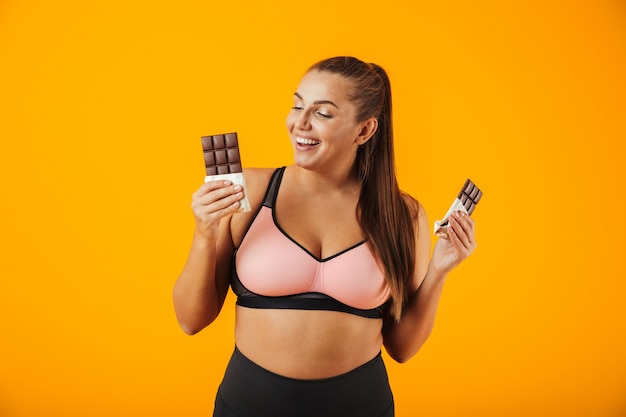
[204, 172, 251, 213]
[434, 198, 469, 238]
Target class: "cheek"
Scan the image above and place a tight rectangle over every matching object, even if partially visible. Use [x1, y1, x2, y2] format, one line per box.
[285, 113, 295, 131]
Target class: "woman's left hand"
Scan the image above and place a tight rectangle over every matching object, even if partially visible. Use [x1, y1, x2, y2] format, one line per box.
[430, 211, 476, 275]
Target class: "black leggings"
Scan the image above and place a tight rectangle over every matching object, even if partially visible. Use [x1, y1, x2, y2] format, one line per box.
[213, 347, 394, 417]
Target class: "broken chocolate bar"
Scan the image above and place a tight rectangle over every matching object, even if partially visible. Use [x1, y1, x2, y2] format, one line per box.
[434, 179, 482, 237]
[457, 178, 483, 215]
[201, 132, 251, 212]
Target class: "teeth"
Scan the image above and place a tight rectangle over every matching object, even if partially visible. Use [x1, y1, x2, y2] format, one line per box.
[296, 137, 320, 145]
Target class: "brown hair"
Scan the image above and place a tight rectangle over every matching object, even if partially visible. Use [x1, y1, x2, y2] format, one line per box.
[308, 56, 417, 321]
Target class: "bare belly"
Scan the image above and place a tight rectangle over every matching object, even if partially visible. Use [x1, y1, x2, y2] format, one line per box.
[234, 306, 384, 379]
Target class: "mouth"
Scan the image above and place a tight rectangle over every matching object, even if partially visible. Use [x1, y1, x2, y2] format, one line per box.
[295, 136, 321, 146]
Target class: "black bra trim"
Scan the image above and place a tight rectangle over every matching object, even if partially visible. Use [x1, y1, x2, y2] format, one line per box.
[231, 259, 387, 319]
[236, 296, 385, 319]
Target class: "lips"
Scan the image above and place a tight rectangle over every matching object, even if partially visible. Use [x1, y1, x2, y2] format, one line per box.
[295, 136, 320, 146]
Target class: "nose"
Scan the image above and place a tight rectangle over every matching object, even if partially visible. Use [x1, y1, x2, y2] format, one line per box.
[294, 110, 311, 130]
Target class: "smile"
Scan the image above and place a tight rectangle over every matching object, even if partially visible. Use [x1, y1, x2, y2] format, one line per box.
[296, 136, 320, 145]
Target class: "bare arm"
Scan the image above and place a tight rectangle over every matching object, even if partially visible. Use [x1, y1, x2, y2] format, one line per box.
[172, 180, 244, 335]
[383, 204, 476, 362]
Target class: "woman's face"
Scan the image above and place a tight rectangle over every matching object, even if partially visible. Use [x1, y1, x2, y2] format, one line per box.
[286, 70, 370, 174]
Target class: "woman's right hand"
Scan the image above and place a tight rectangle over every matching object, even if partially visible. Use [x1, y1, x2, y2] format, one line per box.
[191, 180, 244, 240]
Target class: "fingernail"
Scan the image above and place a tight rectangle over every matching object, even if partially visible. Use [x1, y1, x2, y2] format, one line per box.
[223, 180, 232, 186]
[233, 184, 242, 191]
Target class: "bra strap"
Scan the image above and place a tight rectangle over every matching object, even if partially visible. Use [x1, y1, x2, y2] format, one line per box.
[262, 166, 286, 208]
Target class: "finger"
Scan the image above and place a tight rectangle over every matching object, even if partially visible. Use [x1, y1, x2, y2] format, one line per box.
[192, 180, 233, 199]
[194, 188, 244, 215]
[453, 212, 475, 244]
[193, 183, 242, 207]
[449, 216, 472, 250]
[458, 211, 475, 232]
[198, 196, 242, 218]
[211, 189, 244, 211]
[447, 221, 466, 253]
[193, 195, 243, 230]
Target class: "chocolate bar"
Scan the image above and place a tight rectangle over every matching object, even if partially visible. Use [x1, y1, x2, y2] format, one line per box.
[201, 132, 242, 175]
[201, 132, 250, 212]
[434, 179, 482, 237]
[457, 179, 483, 215]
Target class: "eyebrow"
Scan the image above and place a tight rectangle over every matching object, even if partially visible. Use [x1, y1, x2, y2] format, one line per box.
[294, 92, 339, 109]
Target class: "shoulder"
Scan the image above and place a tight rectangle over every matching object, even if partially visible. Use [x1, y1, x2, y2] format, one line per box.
[243, 167, 276, 190]
[400, 191, 431, 288]
[401, 191, 431, 248]
[401, 192, 427, 224]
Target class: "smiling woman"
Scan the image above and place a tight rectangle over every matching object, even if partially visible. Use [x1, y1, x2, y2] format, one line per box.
[2, 0, 625, 415]
[173, 56, 477, 417]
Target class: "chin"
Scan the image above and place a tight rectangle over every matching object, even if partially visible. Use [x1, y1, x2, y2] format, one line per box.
[292, 155, 316, 170]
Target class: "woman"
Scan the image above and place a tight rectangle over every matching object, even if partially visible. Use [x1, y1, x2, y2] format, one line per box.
[173, 56, 476, 417]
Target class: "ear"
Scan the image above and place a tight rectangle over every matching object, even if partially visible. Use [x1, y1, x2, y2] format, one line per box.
[355, 118, 378, 145]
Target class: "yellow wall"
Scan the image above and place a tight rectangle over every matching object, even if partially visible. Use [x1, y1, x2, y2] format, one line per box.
[1, 1, 625, 415]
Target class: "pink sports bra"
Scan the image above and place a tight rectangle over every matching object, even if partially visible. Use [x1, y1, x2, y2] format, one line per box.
[231, 167, 391, 319]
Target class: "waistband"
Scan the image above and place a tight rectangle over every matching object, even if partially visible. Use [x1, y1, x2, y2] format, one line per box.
[216, 347, 394, 417]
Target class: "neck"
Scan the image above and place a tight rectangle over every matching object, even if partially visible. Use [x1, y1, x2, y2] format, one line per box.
[291, 164, 361, 195]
